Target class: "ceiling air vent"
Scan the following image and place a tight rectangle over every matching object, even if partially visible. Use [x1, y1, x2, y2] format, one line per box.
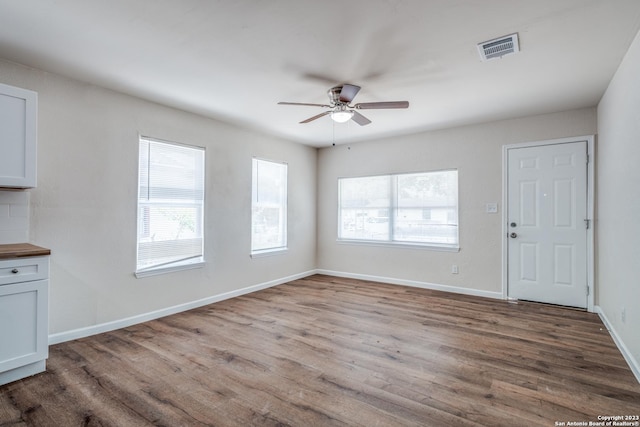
[478, 33, 519, 61]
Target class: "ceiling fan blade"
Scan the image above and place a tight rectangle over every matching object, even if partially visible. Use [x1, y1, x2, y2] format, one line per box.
[354, 101, 409, 110]
[278, 102, 331, 107]
[339, 84, 361, 103]
[300, 111, 331, 123]
[351, 111, 372, 126]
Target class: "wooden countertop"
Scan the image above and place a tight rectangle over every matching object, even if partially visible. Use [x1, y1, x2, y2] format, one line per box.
[0, 243, 51, 259]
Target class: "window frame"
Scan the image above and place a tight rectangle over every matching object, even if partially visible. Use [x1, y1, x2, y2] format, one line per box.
[135, 136, 206, 278]
[337, 169, 459, 252]
[251, 157, 288, 257]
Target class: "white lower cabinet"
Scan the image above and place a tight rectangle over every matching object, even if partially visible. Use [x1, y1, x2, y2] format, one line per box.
[0, 256, 49, 386]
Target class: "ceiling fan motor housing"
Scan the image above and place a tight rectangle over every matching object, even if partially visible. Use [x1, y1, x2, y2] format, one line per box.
[328, 86, 344, 105]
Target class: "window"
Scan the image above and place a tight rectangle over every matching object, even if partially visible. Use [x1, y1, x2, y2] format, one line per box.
[338, 170, 458, 249]
[136, 137, 205, 276]
[251, 158, 287, 255]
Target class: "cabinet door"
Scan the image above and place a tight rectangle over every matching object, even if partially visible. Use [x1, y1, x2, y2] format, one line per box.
[0, 83, 37, 188]
[0, 280, 48, 373]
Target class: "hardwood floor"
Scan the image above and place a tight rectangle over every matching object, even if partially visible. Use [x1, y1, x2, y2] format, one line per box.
[1, 274, 639, 426]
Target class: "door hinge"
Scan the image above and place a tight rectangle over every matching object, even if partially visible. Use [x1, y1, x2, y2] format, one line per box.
[586, 154, 590, 164]
[584, 219, 590, 229]
[586, 286, 590, 296]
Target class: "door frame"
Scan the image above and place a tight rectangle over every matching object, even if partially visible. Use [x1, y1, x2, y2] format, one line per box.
[501, 135, 595, 312]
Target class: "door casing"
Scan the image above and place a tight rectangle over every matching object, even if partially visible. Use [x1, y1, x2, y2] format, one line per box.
[502, 135, 595, 312]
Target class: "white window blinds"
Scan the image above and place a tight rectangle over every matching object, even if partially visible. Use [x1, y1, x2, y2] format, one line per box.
[137, 137, 205, 273]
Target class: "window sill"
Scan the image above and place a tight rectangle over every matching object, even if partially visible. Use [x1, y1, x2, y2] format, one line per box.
[135, 259, 205, 278]
[250, 248, 288, 258]
[337, 239, 460, 252]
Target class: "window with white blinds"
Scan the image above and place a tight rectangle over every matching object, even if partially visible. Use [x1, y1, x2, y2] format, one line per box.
[136, 137, 205, 276]
[251, 158, 288, 255]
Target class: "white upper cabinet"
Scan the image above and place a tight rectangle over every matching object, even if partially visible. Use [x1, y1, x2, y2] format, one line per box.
[0, 83, 37, 189]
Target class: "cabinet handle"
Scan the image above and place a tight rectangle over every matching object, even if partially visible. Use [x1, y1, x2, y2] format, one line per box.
[11, 268, 19, 274]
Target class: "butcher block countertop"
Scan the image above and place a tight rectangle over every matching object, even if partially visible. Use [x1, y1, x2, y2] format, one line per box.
[0, 243, 51, 259]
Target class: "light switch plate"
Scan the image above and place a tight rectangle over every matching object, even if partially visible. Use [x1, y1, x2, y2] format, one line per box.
[486, 203, 498, 213]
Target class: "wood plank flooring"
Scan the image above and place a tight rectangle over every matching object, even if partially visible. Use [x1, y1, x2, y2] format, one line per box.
[1, 274, 639, 426]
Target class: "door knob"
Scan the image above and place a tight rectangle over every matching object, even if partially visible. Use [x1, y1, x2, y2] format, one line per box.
[510, 232, 517, 238]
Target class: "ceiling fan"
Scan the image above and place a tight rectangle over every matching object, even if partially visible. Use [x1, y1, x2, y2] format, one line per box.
[278, 84, 409, 126]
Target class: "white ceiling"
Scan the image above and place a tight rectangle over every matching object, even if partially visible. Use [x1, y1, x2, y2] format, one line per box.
[1, 1, 640, 147]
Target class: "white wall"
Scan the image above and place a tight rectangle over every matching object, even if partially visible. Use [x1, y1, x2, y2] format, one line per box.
[0, 59, 317, 335]
[317, 109, 597, 295]
[0, 191, 29, 243]
[596, 29, 640, 378]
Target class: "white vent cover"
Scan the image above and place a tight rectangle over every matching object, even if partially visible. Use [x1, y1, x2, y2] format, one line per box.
[478, 33, 519, 61]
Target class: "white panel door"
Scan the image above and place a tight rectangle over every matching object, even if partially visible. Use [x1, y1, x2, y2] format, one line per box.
[507, 141, 588, 308]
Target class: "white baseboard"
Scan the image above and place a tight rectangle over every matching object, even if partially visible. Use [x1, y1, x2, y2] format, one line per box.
[595, 306, 640, 384]
[315, 269, 503, 300]
[48, 270, 317, 345]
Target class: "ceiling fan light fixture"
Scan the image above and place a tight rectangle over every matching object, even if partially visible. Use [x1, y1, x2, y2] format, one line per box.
[331, 110, 353, 123]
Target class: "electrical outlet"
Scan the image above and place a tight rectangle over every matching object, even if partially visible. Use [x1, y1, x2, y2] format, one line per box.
[451, 265, 459, 274]
[621, 307, 626, 323]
